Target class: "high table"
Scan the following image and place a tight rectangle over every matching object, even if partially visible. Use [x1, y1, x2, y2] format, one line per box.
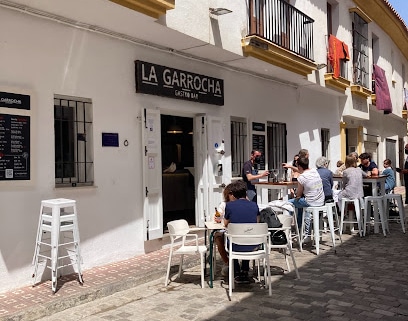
[255, 181, 298, 204]
[205, 221, 224, 288]
[333, 175, 387, 196]
[333, 175, 387, 233]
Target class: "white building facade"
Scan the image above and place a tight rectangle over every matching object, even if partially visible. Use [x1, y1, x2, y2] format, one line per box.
[0, 0, 406, 292]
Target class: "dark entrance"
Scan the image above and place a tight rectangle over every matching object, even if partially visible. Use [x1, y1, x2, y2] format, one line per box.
[161, 115, 195, 229]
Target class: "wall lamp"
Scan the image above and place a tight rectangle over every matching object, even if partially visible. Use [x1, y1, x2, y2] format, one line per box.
[209, 8, 232, 16]
[316, 63, 327, 70]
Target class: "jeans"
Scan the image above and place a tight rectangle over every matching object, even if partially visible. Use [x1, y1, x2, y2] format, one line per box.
[288, 197, 312, 236]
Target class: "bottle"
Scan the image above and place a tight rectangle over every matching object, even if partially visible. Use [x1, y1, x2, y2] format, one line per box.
[214, 207, 221, 223]
[215, 207, 221, 217]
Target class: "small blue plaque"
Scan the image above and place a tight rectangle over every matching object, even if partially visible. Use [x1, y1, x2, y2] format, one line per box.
[102, 132, 119, 147]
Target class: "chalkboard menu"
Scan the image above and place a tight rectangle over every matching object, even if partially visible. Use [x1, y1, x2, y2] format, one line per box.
[252, 134, 265, 170]
[0, 114, 30, 180]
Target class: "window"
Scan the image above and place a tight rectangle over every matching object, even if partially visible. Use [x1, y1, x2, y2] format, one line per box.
[267, 121, 287, 169]
[54, 95, 94, 186]
[231, 118, 247, 177]
[352, 13, 369, 88]
[321, 128, 330, 158]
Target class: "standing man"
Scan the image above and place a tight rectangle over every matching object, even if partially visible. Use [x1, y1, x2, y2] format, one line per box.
[242, 150, 269, 202]
[396, 143, 408, 204]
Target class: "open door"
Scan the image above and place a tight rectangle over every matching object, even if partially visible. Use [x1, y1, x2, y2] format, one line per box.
[142, 108, 163, 240]
[194, 115, 225, 227]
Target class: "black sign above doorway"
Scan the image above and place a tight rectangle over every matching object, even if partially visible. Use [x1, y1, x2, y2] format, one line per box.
[0, 92, 30, 110]
[135, 60, 224, 106]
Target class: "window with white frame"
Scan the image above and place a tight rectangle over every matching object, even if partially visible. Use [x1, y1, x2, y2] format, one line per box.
[54, 95, 94, 186]
[231, 118, 247, 177]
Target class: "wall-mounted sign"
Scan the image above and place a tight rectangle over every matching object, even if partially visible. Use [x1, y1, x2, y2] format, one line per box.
[0, 92, 30, 110]
[135, 60, 224, 106]
[252, 122, 265, 132]
[102, 132, 119, 147]
[0, 114, 30, 180]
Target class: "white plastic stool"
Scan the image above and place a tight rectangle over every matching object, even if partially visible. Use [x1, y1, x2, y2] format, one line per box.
[340, 198, 363, 236]
[383, 194, 405, 233]
[303, 205, 336, 255]
[32, 198, 83, 293]
[364, 196, 388, 236]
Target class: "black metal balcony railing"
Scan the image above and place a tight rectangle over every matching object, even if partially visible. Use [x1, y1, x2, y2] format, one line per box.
[248, 0, 314, 61]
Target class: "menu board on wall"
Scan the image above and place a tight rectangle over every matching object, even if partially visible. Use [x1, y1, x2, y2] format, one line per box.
[0, 114, 30, 180]
[252, 134, 265, 170]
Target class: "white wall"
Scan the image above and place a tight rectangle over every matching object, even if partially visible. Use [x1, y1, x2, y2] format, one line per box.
[0, 4, 345, 292]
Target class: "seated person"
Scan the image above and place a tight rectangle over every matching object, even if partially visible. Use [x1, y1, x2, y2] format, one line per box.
[213, 185, 233, 276]
[338, 155, 364, 202]
[382, 158, 396, 193]
[288, 157, 325, 243]
[359, 152, 379, 176]
[223, 180, 259, 283]
[316, 156, 334, 202]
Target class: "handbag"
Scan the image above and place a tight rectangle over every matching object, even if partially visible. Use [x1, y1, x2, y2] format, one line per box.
[271, 230, 288, 245]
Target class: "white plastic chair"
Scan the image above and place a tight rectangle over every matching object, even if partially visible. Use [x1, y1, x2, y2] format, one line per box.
[165, 219, 207, 288]
[269, 214, 300, 279]
[225, 223, 271, 297]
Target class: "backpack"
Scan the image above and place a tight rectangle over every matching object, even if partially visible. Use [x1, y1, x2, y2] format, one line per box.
[259, 207, 282, 228]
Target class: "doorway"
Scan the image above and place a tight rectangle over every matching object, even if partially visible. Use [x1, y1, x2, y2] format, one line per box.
[161, 115, 195, 229]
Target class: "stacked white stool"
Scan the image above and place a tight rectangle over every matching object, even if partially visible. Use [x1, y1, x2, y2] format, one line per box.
[32, 198, 83, 293]
[383, 194, 405, 233]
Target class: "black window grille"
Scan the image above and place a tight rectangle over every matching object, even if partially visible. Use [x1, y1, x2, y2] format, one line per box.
[352, 13, 369, 88]
[231, 119, 247, 177]
[54, 95, 94, 186]
[321, 128, 330, 158]
[267, 122, 287, 169]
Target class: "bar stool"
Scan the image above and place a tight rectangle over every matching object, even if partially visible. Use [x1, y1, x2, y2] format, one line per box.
[32, 198, 83, 293]
[363, 196, 388, 236]
[303, 204, 336, 255]
[325, 201, 343, 245]
[340, 198, 363, 236]
[383, 194, 405, 233]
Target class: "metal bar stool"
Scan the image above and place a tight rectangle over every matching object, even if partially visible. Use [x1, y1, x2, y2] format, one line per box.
[383, 193, 405, 233]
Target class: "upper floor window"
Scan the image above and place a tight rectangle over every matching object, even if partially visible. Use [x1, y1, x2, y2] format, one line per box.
[352, 13, 369, 88]
[54, 95, 94, 187]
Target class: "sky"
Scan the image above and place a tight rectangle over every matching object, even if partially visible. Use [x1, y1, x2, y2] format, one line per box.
[387, 0, 408, 26]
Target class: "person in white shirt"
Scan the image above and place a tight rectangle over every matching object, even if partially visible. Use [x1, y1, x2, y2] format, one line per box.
[288, 156, 325, 242]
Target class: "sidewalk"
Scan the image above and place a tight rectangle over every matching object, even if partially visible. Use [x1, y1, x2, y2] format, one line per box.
[1, 187, 406, 321]
[0, 238, 202, 321]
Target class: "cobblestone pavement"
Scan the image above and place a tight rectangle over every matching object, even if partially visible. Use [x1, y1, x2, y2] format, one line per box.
[33, 218, 408, 321]
[1, 189, 408, 321]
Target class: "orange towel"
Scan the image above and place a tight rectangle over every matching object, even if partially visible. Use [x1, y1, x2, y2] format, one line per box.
[328, 34, 350, 79]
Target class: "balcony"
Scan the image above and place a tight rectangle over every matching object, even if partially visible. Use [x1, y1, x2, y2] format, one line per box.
[109, 0, 175, 18]
[242, 0, 315, 76]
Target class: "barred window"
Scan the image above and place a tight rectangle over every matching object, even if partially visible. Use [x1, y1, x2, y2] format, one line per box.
[54, 95, 94, 187]
[352, 12, 369, 88]
[231, 118, 247, 177]
[267, 121, 287, 169]
[321, 128, 330, 158]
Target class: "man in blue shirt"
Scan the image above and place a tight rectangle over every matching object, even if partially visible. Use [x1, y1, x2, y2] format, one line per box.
[224, 180, 259, 283]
